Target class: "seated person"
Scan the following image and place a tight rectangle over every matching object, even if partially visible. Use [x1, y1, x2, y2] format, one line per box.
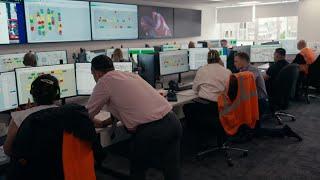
[183, 50, 231, 143]
[264, 48, 289, 97]
[111, 48, 126, 62]
[23, 51, 37, 67]
[86, 55, 182, 180]
[4, 74, 60, 155]
[188, 41, 195, 48]
[234, 52, 302, 141]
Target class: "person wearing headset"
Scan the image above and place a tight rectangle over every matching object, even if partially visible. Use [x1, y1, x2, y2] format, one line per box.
[4, 74, 60, 155]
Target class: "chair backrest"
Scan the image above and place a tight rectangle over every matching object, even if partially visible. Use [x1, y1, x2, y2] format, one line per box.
[273, 64, 300, 107]
[308, 55, 320, 88]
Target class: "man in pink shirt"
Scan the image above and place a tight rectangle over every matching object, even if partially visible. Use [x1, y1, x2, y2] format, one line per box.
[86, 55, 182, 180]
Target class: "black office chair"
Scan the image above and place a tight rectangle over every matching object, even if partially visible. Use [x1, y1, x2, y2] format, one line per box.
[196, 75, 249, 167]
[304, 55, 320, 104]
[270, 64, 300, 125]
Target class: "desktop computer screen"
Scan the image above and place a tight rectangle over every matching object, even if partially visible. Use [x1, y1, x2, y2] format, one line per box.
[0, 71, 18, 112]
[159, 50, 189, 76]
[24, 0, 91, 43]
[86, 50, 106, 62]
[138, 6, 173, 39]
[210, 48, 224, 56]
[114, 62, 133, 72]
[280, 40, 299, 55]
[162, 44, 180, 52]
[90, 2, 138, 40]
[35, 50, 67, 66]
[106, 48, 130, 60]
[189, 48, 209, 70]
[0, 0, 27, 44]
[15, 64, 77, 105]
[129, 48, 155, 63]
[0, 52, 25, 72]
[251, 45, 281, 63]
[75, 63, 96, 95]
[138, 54, 156, 87]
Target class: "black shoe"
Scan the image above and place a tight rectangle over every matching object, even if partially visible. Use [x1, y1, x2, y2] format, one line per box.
[283, 125, 303, 141]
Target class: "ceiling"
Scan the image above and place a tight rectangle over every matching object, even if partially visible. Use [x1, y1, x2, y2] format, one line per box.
[142, 0, 298, 6]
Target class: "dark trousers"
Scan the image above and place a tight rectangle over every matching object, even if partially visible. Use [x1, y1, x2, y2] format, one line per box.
[130, 111, 182, 180]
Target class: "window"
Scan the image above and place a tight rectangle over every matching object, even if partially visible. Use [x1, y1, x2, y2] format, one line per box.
[219, 16, 298, 41]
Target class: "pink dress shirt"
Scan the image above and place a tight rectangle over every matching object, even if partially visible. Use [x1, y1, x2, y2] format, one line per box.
[86, 71, 172, 131]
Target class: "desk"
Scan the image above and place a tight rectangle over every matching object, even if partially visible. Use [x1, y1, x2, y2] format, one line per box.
[96, 89, 198, 148]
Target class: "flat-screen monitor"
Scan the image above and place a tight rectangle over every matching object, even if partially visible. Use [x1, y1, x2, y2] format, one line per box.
[90, 2, 138, 40]
[250, 45, 281, 63]
[86, 49, 106, 62]
[162, 44, 180, 52]
[138, 54, 156, 87]
[35, 50, 67, 66]
[24, 0, 91, 43]
[138, 6, 173, 39]
[159, 50, 189, 76]
[233, 45, 251, 57]
[280, 40, 299, 55]
[106, 48, 129, 60]
[0, 0, 27, 45]
[0, 52, 25, 72]
[114, 62, 133, 72]
[129, 48, 155, 63]
[189, 48, 209, 70]
[15, 64, 77, 105]
[75, 63, 95, 95]
[0, 71, 18, 112]
[174, 8, 201, 38]
[210, 48, 224, 56]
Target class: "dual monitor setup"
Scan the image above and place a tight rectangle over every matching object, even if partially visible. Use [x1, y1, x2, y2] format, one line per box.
[0, 0, 202, 45]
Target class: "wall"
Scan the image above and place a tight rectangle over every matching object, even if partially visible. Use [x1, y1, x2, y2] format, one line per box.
[0, 0, 216, 61]
[298, 0, 320, 41]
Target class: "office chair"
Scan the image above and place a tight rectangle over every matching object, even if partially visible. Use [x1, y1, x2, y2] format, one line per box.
[197, 73, 259, 167]
[270, 64, 300, 125]
[304, 55, 320, 104]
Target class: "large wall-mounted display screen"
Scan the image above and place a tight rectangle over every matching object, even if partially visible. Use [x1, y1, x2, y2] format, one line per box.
[138, 6, 173, 39]
[174, 8, 201, 38]
[24, 0, 91, 43]
[90, 2, 138, 40]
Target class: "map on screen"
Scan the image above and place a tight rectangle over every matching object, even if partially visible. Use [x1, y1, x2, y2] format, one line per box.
[0, 53, 25, 72]
[159, 50, 189, 76]
[250, 45, 281, 63]
[36, 50, 67, 66]
[24, 0, 91, 43]
[15, 64, 76, 105]
[91, 2, 138, 40]
[0, 71, 18, 112]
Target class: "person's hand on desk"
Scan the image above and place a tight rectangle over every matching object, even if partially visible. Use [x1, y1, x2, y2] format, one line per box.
[93, 117, 113, 128]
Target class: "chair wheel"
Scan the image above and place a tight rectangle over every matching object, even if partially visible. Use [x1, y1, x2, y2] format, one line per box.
[227, 159, 234, 167]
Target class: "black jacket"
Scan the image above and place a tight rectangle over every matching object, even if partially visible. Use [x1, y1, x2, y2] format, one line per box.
[8, 104, 97, 180]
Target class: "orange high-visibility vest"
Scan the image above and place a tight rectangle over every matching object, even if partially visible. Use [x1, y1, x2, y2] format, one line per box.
[300, 47, 316, 74]
[217, 72, 259, 136]
[63, 132, 96, 180]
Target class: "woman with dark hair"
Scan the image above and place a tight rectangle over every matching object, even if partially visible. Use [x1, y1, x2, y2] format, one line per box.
[4, 74, 60, 155]
[23, 51, 37, 67]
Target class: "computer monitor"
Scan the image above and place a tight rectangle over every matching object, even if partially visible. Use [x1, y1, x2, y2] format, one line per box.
[24, 0, 91, 43]
[233, 45, 251, 57]
[35, 50, 67, 66]
[114, 62, 133, 72]
[159, 50, 189, 76]
[162, 44, 180, 52]
[0, 71, 18, 112]
[106, 48, 129, 60]
[280, 40, 299, 55]
[174, 8, 201, 38]
[15, 64, 77, 105]
[0, 0, 27, 45]
[86, 49, 106, 62]
[0, 52, 25, 72]
[189, 48, 209, 70]
[210, 48, 224, 56]
[138, 54, 156, 87]
[250, 45, 281, 63]
[75, 63, 95, 95]
[90, 2, 138, 40]
[129, 48, 155, 63]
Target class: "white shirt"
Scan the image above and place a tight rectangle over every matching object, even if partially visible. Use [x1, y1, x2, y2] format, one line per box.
[193, 63, 231, 102]
[11, 105, 58, 128]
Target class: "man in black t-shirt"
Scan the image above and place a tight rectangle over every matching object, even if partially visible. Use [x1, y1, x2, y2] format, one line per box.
[264, 48, 289, 97]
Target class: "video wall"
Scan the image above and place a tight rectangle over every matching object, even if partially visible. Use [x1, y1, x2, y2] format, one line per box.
[0, 0, 202, 45]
